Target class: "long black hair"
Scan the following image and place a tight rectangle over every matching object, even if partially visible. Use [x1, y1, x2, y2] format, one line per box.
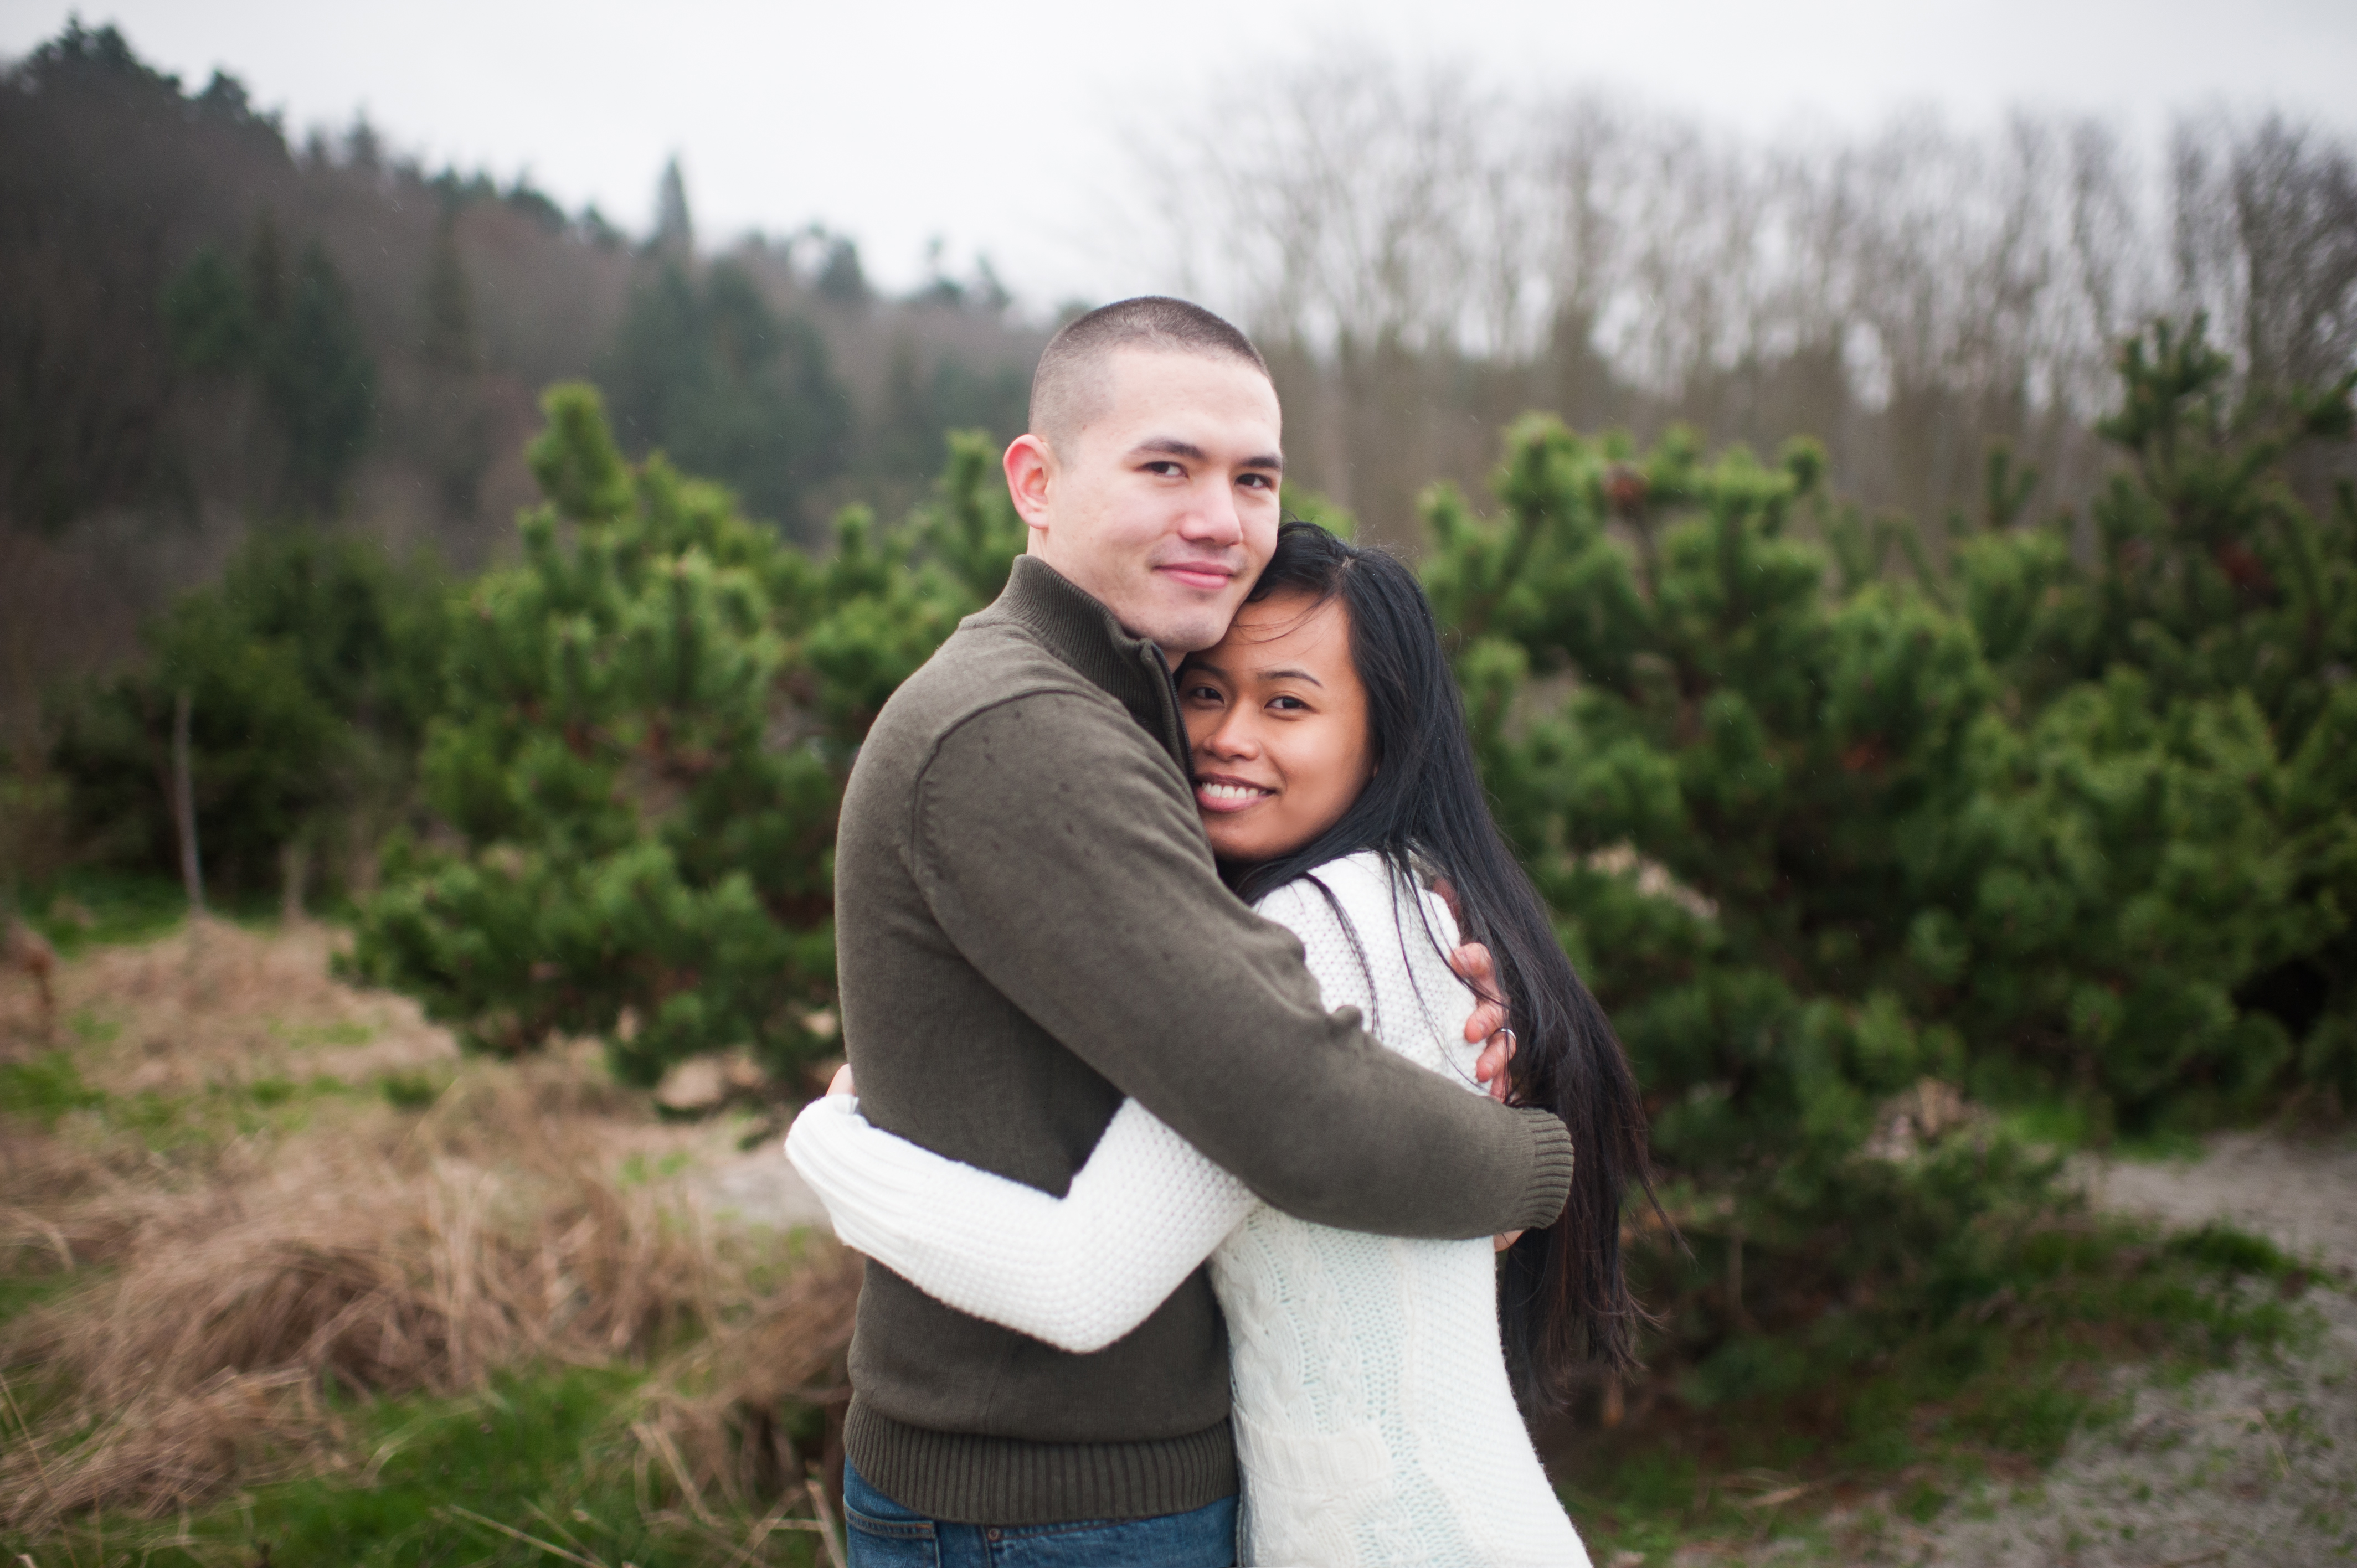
[1204, 520, 1661, 1407]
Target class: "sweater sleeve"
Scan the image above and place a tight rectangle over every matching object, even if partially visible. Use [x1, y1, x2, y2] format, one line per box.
[786, 1095, 1255, 1353]
[909, 694, 1571, 1241]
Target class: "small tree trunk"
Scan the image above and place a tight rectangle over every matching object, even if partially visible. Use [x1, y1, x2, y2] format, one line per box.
[172, 689, 205, 918]
[280, 840, 310, 926]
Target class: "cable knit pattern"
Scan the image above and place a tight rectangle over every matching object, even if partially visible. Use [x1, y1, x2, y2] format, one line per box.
[788, 852, 1589, 1566]
[789, 1095, 1254, 1354]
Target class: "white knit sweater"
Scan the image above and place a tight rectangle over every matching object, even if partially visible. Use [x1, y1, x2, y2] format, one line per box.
[788, 852, 1589, 1566]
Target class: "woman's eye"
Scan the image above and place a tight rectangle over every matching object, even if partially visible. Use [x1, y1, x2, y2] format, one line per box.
[1183, 684, 1223, 703]
[1269, 694, 1308, 712]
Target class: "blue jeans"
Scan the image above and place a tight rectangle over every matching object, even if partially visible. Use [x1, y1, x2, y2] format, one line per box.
[841, 1460, 1237, 1567]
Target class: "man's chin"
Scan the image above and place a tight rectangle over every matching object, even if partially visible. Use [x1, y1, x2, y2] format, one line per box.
[1123, 589, 1239, 656]
[1141, 611, 1234, 657]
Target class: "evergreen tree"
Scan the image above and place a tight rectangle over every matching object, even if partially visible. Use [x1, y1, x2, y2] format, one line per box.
[652, 156, 693, 258]
[417, 210, 492, 517]
[264, 241, 376, 513]
[158, 218, 378, 516]
[605, 257, 851, 535]
[1404, 326, 2354, 1385]
[47, 529, 446, 895]
[346, 388, 1011, 1081]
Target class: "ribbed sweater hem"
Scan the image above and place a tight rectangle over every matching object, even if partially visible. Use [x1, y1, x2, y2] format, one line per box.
[1512, 1105, 1579, 1233]
[843, 1399, 1238, 1525]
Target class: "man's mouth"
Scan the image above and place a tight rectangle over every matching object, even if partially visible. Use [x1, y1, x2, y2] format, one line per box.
[1196, 776, 1275, 812]
[1158, 563, 1234, 592]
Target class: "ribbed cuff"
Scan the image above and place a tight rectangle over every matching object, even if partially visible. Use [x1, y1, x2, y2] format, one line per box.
[844, 1399, 1237, 1526]
[1510, 1106, 1577, 1232]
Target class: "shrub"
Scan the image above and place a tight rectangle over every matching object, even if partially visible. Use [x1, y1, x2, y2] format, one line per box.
[344, 386, 1020, 1084]
[1413, 318, 2353, 1371]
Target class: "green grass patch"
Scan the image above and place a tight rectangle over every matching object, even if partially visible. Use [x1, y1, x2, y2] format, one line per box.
[619, 1150, 693, 1187]
[0, 1052, 105, 1125]
[0, 1053, 378, 1149]
[18, 868, 286, 957]
[378, 1069, 445, 1110]
[270, 1017, 380, 1048]
[19, 869, 194, 955]
[8, 1365, 828, 1567]
[0, 1271, 84, 1329]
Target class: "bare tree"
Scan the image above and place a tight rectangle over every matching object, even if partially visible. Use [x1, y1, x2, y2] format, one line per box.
[1128, 55, 2357, 543]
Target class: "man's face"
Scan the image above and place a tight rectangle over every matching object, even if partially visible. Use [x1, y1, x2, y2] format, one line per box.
[1009, 347, 1283, 659]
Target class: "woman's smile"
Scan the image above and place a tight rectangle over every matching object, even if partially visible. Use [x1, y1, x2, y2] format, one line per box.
[1196, 773, 1276, 811]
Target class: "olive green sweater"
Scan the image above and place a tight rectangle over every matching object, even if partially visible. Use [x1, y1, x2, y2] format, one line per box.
[833, 555, 1574, 1524]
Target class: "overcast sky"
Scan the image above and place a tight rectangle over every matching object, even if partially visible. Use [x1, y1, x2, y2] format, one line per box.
[5, 0, 2353, 309]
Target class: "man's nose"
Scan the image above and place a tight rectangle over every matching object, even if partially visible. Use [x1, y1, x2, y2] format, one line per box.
[1179, 479, 1243, 548]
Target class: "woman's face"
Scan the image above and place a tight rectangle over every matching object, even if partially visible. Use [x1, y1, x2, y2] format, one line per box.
[1181, 589, 1375, 865]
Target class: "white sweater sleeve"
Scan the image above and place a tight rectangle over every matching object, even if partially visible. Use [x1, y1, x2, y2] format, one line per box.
[784, 1094, 1255, 1354]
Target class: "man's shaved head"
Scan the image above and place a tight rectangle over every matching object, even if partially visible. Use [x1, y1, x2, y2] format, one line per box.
[1030, 296, 1272, 456]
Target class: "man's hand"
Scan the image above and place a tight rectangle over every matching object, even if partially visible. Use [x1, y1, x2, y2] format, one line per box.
[1474, 1029, 1516, 1103]
[1447, 938, 1516, 1103]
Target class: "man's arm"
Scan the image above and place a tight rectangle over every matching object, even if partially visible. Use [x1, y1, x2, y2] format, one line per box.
[908, 693, 1571, 1240]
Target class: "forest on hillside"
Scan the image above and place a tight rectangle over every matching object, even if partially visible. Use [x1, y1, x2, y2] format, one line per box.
[0, 23, 1045, 746]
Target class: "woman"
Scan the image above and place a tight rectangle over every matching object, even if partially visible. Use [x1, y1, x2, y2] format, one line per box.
[789, 522, 1655, 1565]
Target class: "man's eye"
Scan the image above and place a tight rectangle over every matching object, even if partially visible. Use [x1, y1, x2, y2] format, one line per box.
[1239, 473, 1275, 490]
[1144, 460, 1183, 477]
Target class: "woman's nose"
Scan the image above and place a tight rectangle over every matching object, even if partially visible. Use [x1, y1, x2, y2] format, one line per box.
[1200, 714, 1258, 759]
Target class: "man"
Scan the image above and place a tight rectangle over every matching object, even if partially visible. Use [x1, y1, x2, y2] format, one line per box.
[828, 297, 1573, 1562]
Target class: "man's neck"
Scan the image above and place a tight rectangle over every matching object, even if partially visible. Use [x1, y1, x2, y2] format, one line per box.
[1025, 546, 1187, 670]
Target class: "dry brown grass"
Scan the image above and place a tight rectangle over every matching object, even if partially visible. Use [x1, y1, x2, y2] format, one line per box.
[0, 920, 861, 1536]
[0, 918, 455, 1089]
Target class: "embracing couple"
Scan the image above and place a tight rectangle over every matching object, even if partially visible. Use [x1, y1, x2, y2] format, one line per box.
[786, 297, 1653, 1566]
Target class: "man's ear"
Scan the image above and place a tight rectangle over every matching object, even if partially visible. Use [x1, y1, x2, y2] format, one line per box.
[1003, 433, 1054, 533]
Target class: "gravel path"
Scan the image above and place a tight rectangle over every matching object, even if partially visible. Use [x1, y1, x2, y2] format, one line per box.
[1814, 1128, 2357, 1566]
[692, 1143, 835, 1231]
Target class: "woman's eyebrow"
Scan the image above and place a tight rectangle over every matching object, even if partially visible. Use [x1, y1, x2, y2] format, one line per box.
[1253, 666, 1324, 687]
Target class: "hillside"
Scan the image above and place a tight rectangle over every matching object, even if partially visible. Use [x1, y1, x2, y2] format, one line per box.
[0, 21, 1048, 744]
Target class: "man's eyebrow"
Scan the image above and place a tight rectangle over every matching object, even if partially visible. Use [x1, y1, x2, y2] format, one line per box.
[1134, 437, 1207, 463]
[1133, 436, 1284, 473]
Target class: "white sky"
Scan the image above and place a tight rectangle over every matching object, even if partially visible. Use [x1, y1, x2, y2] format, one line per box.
[4, 0, 2353, 310]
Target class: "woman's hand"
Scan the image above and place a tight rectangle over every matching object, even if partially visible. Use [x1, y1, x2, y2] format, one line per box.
[828, 1062, 856, 1097]
[1493, 1229, 1524, 1252]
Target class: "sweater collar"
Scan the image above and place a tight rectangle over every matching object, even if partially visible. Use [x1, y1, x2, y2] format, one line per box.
[991, 555, 1190, 768]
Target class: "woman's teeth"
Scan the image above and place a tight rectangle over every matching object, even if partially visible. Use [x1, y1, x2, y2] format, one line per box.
[1200, 782, 1269, 803]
